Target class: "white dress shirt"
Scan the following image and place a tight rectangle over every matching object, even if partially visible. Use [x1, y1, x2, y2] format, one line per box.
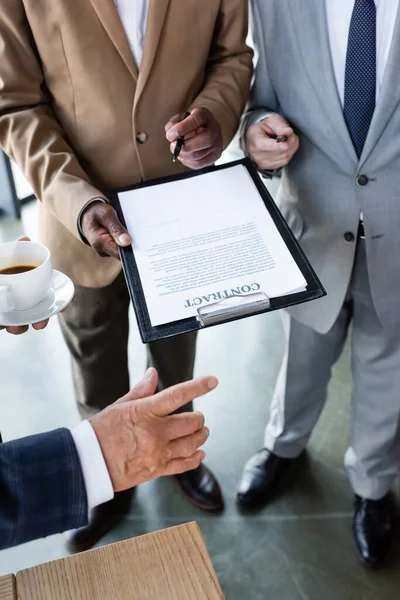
[70, 421, 114, 511]
[326, 0, 399, 106]
[77, 0, 150, 237]
[72, 1, 153, 513]
[114, 0, 149, 67]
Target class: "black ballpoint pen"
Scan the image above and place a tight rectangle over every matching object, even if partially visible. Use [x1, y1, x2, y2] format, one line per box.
[268, 133, 287, 144]
[173, 111, 191, 162]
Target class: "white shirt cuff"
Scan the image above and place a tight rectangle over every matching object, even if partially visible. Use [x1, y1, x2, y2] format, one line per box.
[70, 420, 114, 511]
[254, 111, 277, 125]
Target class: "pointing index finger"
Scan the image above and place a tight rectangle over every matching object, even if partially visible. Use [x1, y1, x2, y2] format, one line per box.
[147, 376, 218, 417]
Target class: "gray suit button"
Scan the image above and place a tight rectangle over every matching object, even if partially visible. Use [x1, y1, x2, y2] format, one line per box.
[356, 174, 369, 187]
[344, 232, 355, 243]
[136, 132, 149, 144]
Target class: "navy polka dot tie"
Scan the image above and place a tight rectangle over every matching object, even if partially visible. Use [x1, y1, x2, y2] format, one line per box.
[344, 0, 376, 159]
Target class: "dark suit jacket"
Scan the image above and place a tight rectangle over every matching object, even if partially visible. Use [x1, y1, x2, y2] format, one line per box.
[0, 428, 88, 549]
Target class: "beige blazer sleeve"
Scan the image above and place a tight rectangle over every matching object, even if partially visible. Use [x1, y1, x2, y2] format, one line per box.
[0, 0, 106, 240]
[190, 0, 253, 149]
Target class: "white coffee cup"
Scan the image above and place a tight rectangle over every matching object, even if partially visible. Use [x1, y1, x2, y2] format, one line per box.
[0, 241, 53, 312]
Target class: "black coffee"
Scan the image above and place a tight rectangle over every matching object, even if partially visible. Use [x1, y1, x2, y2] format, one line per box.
[0, 265, 37, 275]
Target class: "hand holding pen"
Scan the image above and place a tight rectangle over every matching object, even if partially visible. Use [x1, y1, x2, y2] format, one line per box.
[165, 107, 223, 170]
[246, 114, 300, 171]
[268, 133, 287, 144]
[173, 111, 191, 162]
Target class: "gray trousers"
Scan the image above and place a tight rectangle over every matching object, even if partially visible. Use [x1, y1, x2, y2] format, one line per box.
[59, 272, 197, 419]
[265, 241, 400, 500]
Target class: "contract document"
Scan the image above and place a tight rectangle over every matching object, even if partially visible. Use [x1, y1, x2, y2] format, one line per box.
[111, 159, 325, 342]
[118, 163, 307, 327]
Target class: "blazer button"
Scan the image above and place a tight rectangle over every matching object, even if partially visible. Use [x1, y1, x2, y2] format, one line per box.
[356, 174, 369, 187]
[344, 232, 355, 243]
[136, 132, 149, 144]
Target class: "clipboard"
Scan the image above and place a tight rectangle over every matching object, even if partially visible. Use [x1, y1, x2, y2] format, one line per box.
[109, 159, 326, 344]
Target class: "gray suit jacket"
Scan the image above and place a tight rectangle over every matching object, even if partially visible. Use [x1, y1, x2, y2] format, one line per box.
[243, 0, 400, 335]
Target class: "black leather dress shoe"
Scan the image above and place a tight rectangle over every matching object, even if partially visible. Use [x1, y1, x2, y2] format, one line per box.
[65, 489, 134, 553]
[353, 494, 395, 568]
[237, 449, 295, 510]
[173, 464, 224, 511]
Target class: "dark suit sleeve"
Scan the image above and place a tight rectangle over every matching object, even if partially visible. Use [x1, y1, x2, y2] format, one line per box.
[0, 428, 88, 549]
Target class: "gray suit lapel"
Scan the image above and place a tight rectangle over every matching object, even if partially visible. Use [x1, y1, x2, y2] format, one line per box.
[289, 0, 358, 166]
[360, 3, 400, 166]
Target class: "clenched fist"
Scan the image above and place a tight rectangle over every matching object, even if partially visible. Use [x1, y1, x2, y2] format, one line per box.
[247, 114, 299, 171]
[165, 108, 223, 170]
[91, 368, 218, 492]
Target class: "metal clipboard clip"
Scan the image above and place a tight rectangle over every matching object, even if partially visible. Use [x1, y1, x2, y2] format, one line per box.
[196, 292, 270, 327]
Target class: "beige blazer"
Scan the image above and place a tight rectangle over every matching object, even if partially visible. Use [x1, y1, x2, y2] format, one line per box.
[0, 0, 252, 287]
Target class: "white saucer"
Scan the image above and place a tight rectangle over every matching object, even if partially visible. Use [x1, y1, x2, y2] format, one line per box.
[0, 270, 75, 327]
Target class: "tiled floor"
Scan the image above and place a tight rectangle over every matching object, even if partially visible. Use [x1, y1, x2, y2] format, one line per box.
[1, 184, 400, 599]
